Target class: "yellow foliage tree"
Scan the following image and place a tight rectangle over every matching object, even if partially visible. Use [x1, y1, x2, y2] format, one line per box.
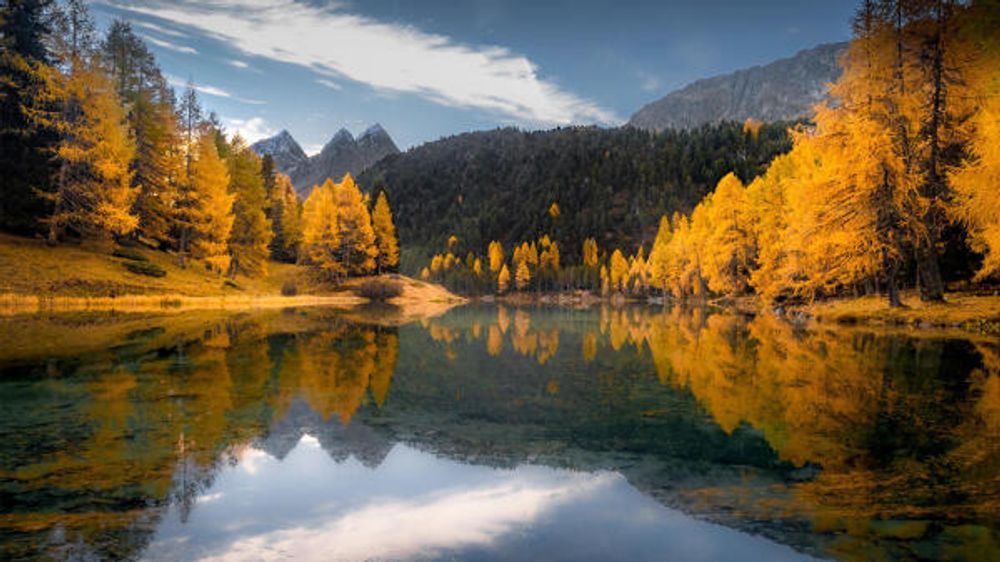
[609, 249, 628, 292]
[44, 57, 137, 241]
[371, 190, 400, 273]
[188, 132, 234, 273]
[700, 172, 755, 295]
[300, 180, 343, 279]
[515, 260, 531, 291]
[488, 240, 505, 273]
[497, 264, 511, 293]
[226, 137, 272, 277]
[333, 174, 377, 275]
[582, 238, 599, 268]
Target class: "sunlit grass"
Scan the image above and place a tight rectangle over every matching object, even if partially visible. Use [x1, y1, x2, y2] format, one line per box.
[795, 291, 1000, 332]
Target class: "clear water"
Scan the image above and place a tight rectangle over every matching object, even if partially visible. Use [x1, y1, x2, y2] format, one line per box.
[0, 305, 997, 561]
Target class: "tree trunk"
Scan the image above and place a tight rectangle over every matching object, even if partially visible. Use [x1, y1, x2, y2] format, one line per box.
[883, 248, 903, 308]
[917, 0, 947, 302]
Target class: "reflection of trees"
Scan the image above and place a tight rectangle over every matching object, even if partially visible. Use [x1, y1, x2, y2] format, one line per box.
[415, 305, 999, 559]
[3, 305, 997, 561]
[0, 313, 400, 560]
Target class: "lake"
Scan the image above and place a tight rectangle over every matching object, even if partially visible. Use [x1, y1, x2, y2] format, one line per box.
[0, 305, 997, 561]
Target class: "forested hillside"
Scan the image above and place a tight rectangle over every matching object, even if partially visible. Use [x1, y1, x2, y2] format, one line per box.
[359, 122, 791, 267]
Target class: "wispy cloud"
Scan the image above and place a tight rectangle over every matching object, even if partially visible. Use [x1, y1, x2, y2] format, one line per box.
[103, 0, 620, 126]
[165, 74, 266, 105]
[228, 59, 250, 69]
[141, 33, 198, 55]
[315, 78, 342, 91]
[133, 19, 186, 38]
[224, 116, 275, 143]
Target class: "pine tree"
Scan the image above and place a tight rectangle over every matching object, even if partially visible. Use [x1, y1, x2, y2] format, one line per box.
[948, 0, 1000, 279]
[582, 238, 599, 268]
[700, 172, 755, 295]
[610, 249, 628, 293]
[333, 173, 377, 275]
[99, 19, 182, 247]
[188, 131, 233, 273]
[0, 0, 58, 234]
[301, 180, 343, 279]
[371, 190, 400, 273]
[270, 172, 301, 262]
[226, 136, 272, 277]
[515, 260, 531, 291]
[497, 264, 511, 293]
[488, 240, 505, 273]
[175, 84, 203, 264]
[42, 17, 138, 242]
[648, 216, 672, 295]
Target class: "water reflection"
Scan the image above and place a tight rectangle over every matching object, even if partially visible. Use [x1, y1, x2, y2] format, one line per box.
[0, 306, 997, 561]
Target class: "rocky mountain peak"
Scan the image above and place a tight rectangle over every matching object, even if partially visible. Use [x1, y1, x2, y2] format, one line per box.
[629, 42, 847, 131]
[251, 124, 400, 196]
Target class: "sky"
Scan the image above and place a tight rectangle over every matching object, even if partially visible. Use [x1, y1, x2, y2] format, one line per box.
[90, 0, 856, 153]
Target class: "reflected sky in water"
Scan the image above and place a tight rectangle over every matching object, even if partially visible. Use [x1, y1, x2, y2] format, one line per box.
[145, 435, 816, 562]
[0, 305, 996, 561]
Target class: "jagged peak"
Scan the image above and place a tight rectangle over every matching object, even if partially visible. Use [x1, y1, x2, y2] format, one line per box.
[359, 123, 387, 139]
[329, 128, 355, 144]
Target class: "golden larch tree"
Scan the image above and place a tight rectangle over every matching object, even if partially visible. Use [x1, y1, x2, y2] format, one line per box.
[44, 57, 137, 241]
[371, 190, 400, 273]
[488, 240, 505, 273]
[333, 174, 378, 275]
[497, 264, 511, 293]
[188, 132, 234, 273]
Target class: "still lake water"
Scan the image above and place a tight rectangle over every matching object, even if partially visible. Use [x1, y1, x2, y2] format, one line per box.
[0, 305, 997, 561]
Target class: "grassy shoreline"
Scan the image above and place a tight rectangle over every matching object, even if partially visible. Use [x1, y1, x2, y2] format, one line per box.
[0, 234, 462, 316]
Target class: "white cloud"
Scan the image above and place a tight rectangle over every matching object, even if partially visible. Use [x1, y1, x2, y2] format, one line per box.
[228, 59, 250, 69]
[140, 34, 198, 55]
[316, 78, 342, 91]
[134, 20, 187, 38]
[165, 74, 266, 105]
[104, 0, 620, 126]
[224, 116, 275, 144]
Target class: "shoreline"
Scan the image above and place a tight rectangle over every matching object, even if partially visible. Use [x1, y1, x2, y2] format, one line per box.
[0, 292, 367, 316]
[470, 290, 1000, 334]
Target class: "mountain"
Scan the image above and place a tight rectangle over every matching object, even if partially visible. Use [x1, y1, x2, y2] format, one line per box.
[249, 129, 308, 172]
[629, 42, 847, 131]
[252, 124, 400, 196]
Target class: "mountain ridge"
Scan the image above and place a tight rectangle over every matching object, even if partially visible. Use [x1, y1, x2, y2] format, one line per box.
[251, 125, 400, 196]
[629, 42, 847, 131]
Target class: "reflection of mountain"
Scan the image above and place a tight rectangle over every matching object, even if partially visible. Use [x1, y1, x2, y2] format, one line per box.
[259, 398, 393, 468]
[1, 306, 997, 561]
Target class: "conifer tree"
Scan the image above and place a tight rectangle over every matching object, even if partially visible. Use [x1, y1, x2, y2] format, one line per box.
[175, 85, 203, 264]
[270, 173, 301, 262]
[226, 136, 272, 277]
[42, 13, 137, 242]
[488, 241, 505, 273]
[187, 132, 233, 273]
[648, 216, 672, 295]
[301, 180, 343, 279]
[498, 264, 511, 293]
[515, 260, 531, 291]
[0, 0, 58, 234]
[609, 250, 629, 293]
[371, 190, 400, 273]
[582, 238, 599, 268]
[333, 173, 378, 275]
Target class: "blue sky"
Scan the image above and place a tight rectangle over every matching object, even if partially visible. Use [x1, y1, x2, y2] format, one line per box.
[91, 1, 856, 152]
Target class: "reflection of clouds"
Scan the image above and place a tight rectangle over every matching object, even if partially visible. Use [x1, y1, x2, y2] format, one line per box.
[145, 436, 615, 562]
[202, 473, 612, 562]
